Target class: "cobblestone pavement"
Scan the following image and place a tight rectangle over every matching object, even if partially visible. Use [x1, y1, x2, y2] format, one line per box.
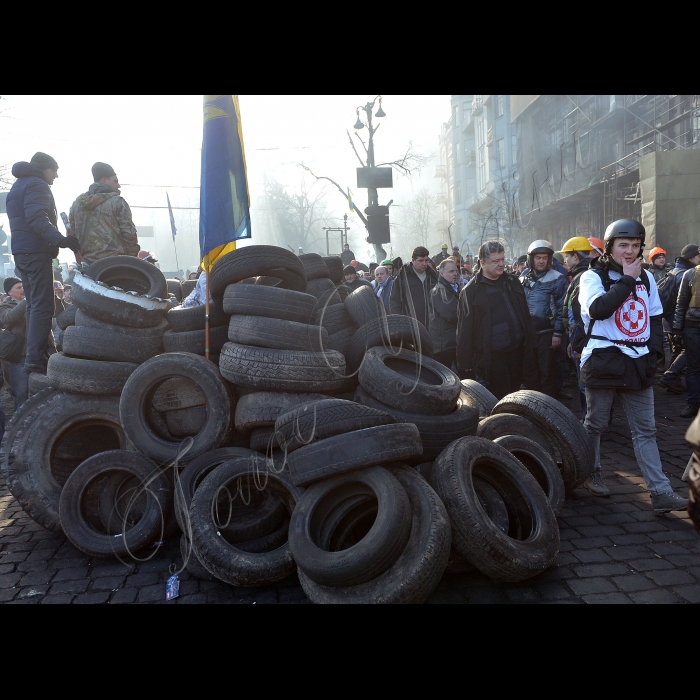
[0, 377, 697, 605]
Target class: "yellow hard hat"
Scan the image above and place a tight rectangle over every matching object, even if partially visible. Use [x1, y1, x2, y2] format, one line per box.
[559, 236, 593, 254]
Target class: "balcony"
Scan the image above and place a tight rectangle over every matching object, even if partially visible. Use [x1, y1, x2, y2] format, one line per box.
[434, 165, 447, 179]
[464, 149, 474, 166]
[435, 219, 448, 233]
[486, 126, 494, 146]
[472, 97, 483, 116]
[435, 191, 447, 205]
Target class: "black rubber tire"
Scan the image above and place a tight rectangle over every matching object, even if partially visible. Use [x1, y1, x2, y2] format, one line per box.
[71, 272, 169, 328]
[152, 377, 206, 411]
[219, 342, 348, 393]
[353, 385, 478, 462]
[120, 352, 232, 463]
[6, 392, 126, 532]
[286, 423, 423, 486]
[235, 519, 290, 553]
[327, 327, 355, 356]
[56, 304, 77, 331]
[165, 406, 207, 437]
[59, 450, 171, 557]
[62, 325, 161, 364]
[189, 458, 303, 586]
[48, 353, 138, 396]
[228, 315, 328, 353]
[167, 302, 228, 333]
[492, 390, 595, 491]
[234, 391, 328, 433]
[315, 303, 355, 336]
[476, 413, 553, 459]
[249, 427, 279, 453]
[359, 346, 461, 416]
[298, 464, 451, 604]
[430, 436, 560, 582]
[347, 315, 434, 373]
[493, 434, 565, 516]
[210, 245, 307, 298]
[182, 280, 197, 297]
[74, 308, 169, 341]
[336, 284, 349, 301]
[322, 256, 344, 284]
[84, 255, 168, 297]
[28, 372, 51, 396]
[167, 279, 183, 301]
[274, 398, 395, 453]
[459, 379, 498, 418]
[289, 466, 412, 587]
[344, 284, 385, 327]
[162, 326, 228, 355]
[306, 277, 337, 299]
[222, 284, 316, 324]
[173, 447, 258, 531]
[299, 253, 330, 281]
[180, 532, 217, 581]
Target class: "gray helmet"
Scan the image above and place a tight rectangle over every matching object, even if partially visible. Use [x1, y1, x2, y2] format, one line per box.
[527, 239, 554, 271]
[603, 219, 645, 254]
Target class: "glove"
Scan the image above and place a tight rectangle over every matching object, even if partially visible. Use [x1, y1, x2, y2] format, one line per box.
[59, 236, 81, 254]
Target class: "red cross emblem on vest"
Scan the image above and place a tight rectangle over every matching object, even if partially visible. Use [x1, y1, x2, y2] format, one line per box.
[615, 295, 648, 337]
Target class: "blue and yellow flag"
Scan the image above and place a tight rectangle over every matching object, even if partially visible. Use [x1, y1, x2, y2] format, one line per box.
[199, 95, 251, 270]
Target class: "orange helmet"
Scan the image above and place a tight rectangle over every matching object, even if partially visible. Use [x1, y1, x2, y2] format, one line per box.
[648, 246, 667, 261]
[588, 237, 604, 255]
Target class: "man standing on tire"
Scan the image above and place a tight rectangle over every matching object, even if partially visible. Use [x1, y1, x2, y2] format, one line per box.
[340, 243, 355, 266]
[390, 246, 438, 331]
[430, 259, 460, 371]
[578, 218, 688, 513]
[520, 240, 568, 398]
[5, 153, 82, 378]
[68, 162, 140, 265]
[456, 241, 535, 399]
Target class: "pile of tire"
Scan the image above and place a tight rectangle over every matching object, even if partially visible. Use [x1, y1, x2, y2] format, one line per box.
[47, 256, 171, 396]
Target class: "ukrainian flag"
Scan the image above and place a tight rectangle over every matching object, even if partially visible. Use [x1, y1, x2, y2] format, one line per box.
[199, 95, 251, 270]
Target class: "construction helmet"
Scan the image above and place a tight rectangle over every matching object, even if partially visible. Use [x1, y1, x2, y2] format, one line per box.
[441, 243, 448, 249]
[648, 246, 667, 261]
[560, 236, 593, 254]
[526, 239, 554, 272]
[603, 219, 645, 254]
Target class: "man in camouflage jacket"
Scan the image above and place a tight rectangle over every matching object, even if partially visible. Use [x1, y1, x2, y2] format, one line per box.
[69, 162, 140, 265]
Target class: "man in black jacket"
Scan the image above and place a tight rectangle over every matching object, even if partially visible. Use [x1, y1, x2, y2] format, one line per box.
[578, 219, 688, 513]
[5, 153, 81, 376]
[672, 260, 700, 417]
[456, 241, 535, 399]
[390, 246, 437, 331]
[430, 259, 460, 370]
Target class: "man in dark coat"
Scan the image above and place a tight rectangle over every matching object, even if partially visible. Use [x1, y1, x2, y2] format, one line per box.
[371, 265, 393, 314]
[5, 153, 82, 376]
[340, 244, 355, 266]
[342, 265, 370, 293]
[390, 246, 438, 331]
[430, 259, 460, 370]
[456, 241, 535, 399]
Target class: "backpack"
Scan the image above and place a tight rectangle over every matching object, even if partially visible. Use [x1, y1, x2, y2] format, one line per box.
[656, 271, 678, 320]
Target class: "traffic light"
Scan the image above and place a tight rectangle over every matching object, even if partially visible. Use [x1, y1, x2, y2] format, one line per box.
[365, 205, 390, 244]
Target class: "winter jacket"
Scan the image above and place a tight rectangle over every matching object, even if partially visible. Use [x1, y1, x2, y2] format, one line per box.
[340, 250, 355, 266]
[344, 277, 371, 293]
[433, 251, 451, 265]
[430, 276, 458, 353]
[372, 276, 394, 314]
[390, 263, 438, 330]
[5, 162, 63, 256]
[456, 270, 535, 381]
[0, 297, 27, 353]
[648, 262, 672, 284]
[520, 267, 568, 336]
[563, 256, 592, 349]
[667, 257, 694, 299]
[69, 183, 140, 265]
[673, 266, 700, 332]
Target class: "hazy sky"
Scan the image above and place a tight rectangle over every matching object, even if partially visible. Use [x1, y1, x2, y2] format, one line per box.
[0, 95, 450, 271]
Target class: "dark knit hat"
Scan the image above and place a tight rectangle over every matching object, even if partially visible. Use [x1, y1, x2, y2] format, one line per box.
[4, 277, 21, 294]
[343, 265, 356, 275]
[517, 254, 528, 265]
[30, 152, 58, 170]
[92, 162, 117, 181]
[682, 244, 700, 261]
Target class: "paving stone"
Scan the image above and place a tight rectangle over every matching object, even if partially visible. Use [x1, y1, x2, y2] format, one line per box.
[73, 592, 111, 604]
[461, 588, 508, 604]
[19, 569, 55, 586]
[648, 529, 697, 542]
[134, 558, 174, 574]
[573, 563, 630, 578]
[90, 562, 136, 578]
[50, 579, 89, 595]
[52, 567, 89, 582]
[90, 576, 127, 592]
[566, 577, 618, 596]
[17, 585, 48, 599]
[177, 593, 207, 604]
[644, 569, 696, 586]
[0, 588, 18, 602]
[604, 546, 651, 561]
[532, 582, 571, 600]
[41, 594, 74, 604]
[612, 574, 658, 592]
[110, 588, 138, 604]
[576, 525, 626, 538]
[503, 587, 540, 603]
[16, 560, 48, 573]
[0, 563, 15, 575]
[571, 549, 613, 564]
[128, 572, 160, 587]
[628, 558, 675, 572]
[622, 521, 671, 534]
[0, 551, 29, 564]
[564, 516, 599, 527]
[649, 542, 690, 556]
[581, 592, 633, 604]
[628, 588, 684, 604]
[138, 584, 166, 603]
[279, 587, 308, 603]
[595, 513, 636, 525]
[0, 572, 22, 588]
[570, 536, 614, 550]
[673, 585, 700, 603]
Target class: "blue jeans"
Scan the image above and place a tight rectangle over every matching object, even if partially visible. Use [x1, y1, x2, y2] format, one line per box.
[8, 358, 28, 410]
[684, 327, 700, 407]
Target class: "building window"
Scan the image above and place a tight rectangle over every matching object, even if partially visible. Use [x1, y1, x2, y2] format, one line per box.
[453, 105, 459, 127]
[478, 146, 487, 191]
[496, 94, 504, 118]
[497, 138, 506, 168]
[455, 181, 462, 205]
[476, 118, 485, 147]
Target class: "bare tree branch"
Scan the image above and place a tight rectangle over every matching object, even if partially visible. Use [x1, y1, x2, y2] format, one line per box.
[354, 133, 368, 155]
[376, 141, 429, 178]
[347, 130, 365, 167]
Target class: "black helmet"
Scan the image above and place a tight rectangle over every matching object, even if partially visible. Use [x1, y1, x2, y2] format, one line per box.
[603, 219, 645, 254]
